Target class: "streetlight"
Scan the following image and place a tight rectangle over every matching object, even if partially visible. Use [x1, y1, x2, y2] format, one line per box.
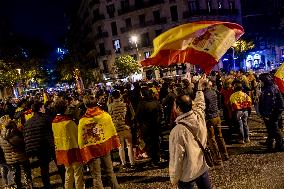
[130, 35, 138, 48]
[130, 35, 145, 79]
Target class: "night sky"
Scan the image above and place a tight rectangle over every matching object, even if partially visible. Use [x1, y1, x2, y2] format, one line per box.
[0, 0, 79, 50]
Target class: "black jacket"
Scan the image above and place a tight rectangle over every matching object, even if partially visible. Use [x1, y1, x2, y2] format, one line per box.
[24, 113, 54, 158]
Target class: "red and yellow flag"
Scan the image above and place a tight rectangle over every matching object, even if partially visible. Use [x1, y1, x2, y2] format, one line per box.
[141, 21, 244, 73]
[78, 107, 120, 162]
[52, 115, 83, 166]
[274, 63, 284, 93]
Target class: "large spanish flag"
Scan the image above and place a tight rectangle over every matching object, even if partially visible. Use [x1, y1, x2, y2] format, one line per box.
[141, 21, 244, 73]
[274, 63, 284, 93]
[78, 107, 120, 162]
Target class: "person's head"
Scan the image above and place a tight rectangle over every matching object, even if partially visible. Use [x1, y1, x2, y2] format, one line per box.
[233, 82, 243, 92]
[174, 95, 192, 115]
[83, 95, 97, 108]
[112, 90, 121, 99]
[141, 89, 154, 100]
[204, 81, 212, 89]
[54, 100, 67, 115]
[32, 101, 45, 113]
[181, 79, 190, 88]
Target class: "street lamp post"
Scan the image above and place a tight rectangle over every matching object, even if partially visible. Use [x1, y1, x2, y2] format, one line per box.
[130, 35, 145, 80]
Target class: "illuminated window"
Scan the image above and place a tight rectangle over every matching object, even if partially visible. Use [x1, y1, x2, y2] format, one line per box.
[144, 51, 151, 59]
[113, 39, 121, 53]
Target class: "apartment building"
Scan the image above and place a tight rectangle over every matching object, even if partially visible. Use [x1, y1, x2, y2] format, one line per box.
[74, 0, 242, 78]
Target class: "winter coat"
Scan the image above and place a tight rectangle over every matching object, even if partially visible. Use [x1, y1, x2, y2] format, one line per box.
[24, 113, 54, 158]
[259, 84, 284, 117]
[169, 91, 208, 185]
[136, 98, 162, 135]
[108, 99, 129, 132]
[0, 127, 27, 164]
[204, 88, 219, 119]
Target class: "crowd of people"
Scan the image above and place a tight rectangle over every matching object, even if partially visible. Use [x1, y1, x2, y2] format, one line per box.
[0, 69, 282, 189]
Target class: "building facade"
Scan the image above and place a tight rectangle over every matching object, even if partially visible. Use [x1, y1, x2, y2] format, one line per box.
[74, 0, 242, 78]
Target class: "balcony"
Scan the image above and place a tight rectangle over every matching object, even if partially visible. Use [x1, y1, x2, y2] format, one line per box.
[124, 42, 152, 52]
[118, 0, 165, 15]
[120, 18, 167, 33]
[95, 32, 109, 39]
[183, 9, 239, 18]
[93, 14, 105, 23]
[89, 0, 100, 7]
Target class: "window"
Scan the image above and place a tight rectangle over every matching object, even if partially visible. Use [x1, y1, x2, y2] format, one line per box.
[188, 0, 198, 14]
[106, 4, 115, 18]
[139, 14, 146, 26]
[125, 18, 132, 28]
[207, 1, 212, 13]
[111, 22, 118, 36]
[141, 33, 150, 47]
[218, 1, 223, 9]
[135, 0, 144, 8]
[99, 43, 106, 55]
[144, 51, 151, 59]
[155, 29, 162, 36]
[113, 39, 121, 53]
[103, 60, 108, 72]
[170, 6, 178, 22]
[153, 10, 160, 23]
[97, 26, 102, 35]
[229, 1, 235, 10]
[121, 0, 129, 10]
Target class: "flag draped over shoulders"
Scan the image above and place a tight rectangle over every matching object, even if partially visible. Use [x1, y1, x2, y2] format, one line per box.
[78, 107, 120, 162]
[230, 91, 252, 111]
[141, 21, 244, 73]
[52, 115, 82, 166]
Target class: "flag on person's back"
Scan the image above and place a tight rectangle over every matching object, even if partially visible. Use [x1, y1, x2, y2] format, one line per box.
[274, 63, 284, 93]
[141, 21, 244, 73]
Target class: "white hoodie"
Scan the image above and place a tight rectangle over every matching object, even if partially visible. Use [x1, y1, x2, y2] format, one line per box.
[169, 91, 209, 185]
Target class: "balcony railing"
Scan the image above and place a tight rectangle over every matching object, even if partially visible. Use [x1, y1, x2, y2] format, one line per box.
[124, 42, 152, 52]
[183, 9, 239, 18]
[93, 14, 105, 23]
[118, 0, 164, 15]
[120, 17, 167, 33]
[89, 0, 100, 7]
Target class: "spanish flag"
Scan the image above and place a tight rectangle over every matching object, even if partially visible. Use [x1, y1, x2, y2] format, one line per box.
[141, 21, 244, 73]
[274, 63, 284, 93]
[52, 115, 83, 166]
[78, 107, 120, 162]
